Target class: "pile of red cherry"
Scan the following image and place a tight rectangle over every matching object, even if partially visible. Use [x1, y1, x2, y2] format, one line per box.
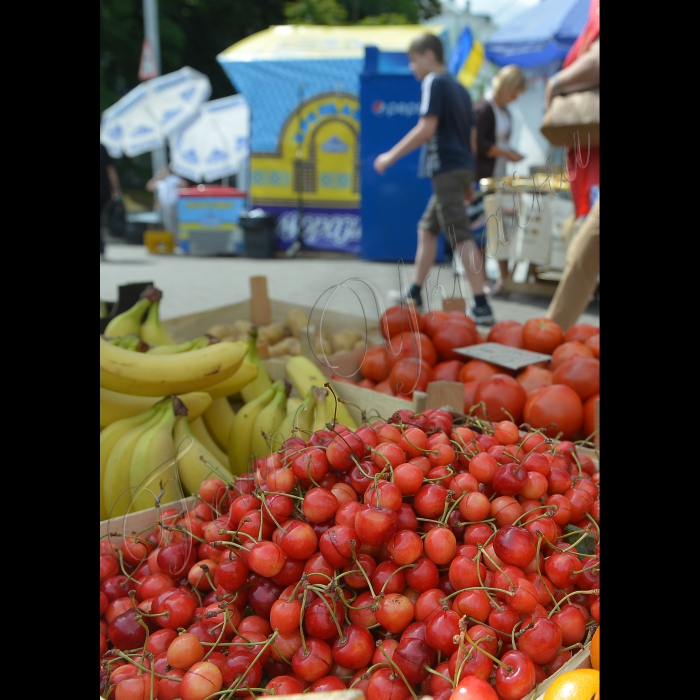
[100, 407, 600, 700]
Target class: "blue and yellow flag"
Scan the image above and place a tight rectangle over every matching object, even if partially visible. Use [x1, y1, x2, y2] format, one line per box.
[448, 26, 485, 88]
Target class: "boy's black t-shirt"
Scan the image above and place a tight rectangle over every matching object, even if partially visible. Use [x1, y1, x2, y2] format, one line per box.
[418, 71, 475, 178]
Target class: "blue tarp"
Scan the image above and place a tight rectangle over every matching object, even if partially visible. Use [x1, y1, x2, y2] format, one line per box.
[485, 0, 589, 68]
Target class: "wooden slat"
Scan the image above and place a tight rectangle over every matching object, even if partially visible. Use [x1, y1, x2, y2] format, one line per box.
[100, 496, 197, 540]
[249, 275, 272, 327]
[425, 381, 464, 412]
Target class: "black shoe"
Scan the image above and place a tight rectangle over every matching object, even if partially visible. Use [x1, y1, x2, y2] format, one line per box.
[388, 289, 423, 312]
[470, 302, 495, 326]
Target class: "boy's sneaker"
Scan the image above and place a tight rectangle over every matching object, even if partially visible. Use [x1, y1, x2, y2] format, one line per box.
[388, 289, 423, 312]
[470, 302, 495, 326]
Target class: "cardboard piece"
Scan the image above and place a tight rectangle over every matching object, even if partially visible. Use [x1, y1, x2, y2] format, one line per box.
[100, 496, 197, 539]
[249, 275, 272, 327]
[425, 381, 464, 412]
[455, 342, 551, 370]
[441, 296, 469, 314]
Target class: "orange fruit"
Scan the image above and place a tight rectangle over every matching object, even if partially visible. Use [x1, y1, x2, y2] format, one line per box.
[590, 625, 600, 670]
[542, 668, 600, 700]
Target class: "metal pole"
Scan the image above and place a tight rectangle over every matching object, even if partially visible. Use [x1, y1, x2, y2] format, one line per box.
[143, 0, 168, 175]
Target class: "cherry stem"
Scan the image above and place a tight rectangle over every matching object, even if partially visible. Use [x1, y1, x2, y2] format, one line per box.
[227, 630, 279, 695]
[548, 588, 599, 616]
[350, 543, 378, 598]
[379, 646, 419, 700]
[512, 504, 556, 527]
[379, 562, 415, 596]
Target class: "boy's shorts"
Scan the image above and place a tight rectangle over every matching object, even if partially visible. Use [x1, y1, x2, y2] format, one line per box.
[418, 168, 476, 245]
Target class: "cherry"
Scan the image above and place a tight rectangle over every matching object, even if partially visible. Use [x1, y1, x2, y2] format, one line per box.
[450, 671, 499, 700]
[303, 552, 335, 585]
[366, 667, 412, 700]
[449, 553, 487, 591]
[247, 578, 284, 618]
[544, 551, 583, 588]
[492, 462, 529, 496]
[452, 588, 491, 622]
[371, 559, 406, 595]
[424, 526, 457, 566]
[305, 594, 345, 639]
[302, 487, 339, 523]
[291, 636, 333, 682]
[396, 502, 419, 531]
[387, 529, 424, 565]
[331, 623, 375, 669]
[393, 636, 435, 685]
[107, 609, 147, 651]
[375, 593, 415, 634]
[493, 525, 538, 569]
[348, 590, 379, 629]
[517, 616, 563, 665]
[451, 644, 493, 681]
[101, 575, 138, 603]
[494, 649, 537, 700]
[413, 483, 449, 519]
[319, 524, 358, 567]
[425, 608, 461, 655]
[152, 587, 198, 630]
[414, 588, 445, 623]
[355, 505, 398, 547]
[550, 604, 587, 645]
[349, 461, 380, 495]
[221, 650, 262, 693]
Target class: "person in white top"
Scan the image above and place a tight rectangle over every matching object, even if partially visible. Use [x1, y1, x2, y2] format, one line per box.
[472, 65, 526, 296]
[146, 166, 188, 235]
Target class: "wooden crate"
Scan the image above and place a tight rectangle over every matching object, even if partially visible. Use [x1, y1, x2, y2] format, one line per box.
[100, 496, 197, 541]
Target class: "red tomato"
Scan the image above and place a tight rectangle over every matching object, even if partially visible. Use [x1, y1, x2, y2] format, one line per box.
[551, 356, 600, 401]
[563, 323, 599, 344]
[360, 345, 390, 383]
[523, 384, 583, 440]
[388, 358, 435, 398]
[358, 377, 376, 390]
[432, 318, 480, 361]
[550, 341, 594, 371]
[473, 374, 527, 423]
[458, 359, 500, 384]
[463, 380, 480, 413]
[433, 360, 465, 381]
[422, 310, 451, 340]
[374, 379, 396, 395]
[516, 365, 553, 395]
[488, 320, 525, 348]
[585, 333, 599, 358]
[522, 318, 564, 354]
[380, 305, 424, 340]
[386, 331, 437, 370]
[583, 393, 599, 439]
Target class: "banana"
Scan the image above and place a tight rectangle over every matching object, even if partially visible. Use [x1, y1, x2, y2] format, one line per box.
[228, 381, 280, 476]
[108, 334, 148, 352]
[173, 414, 235, 496]
[102, 400, 170, 520]
[190, 416, 230, 468]
[100, 336, 248, 396]
[250, 381, 289, 462]
[277, 397, 303, 443]
[285, 355, 357, 430]
[202, 397, 236, 451]
[146, 335, 211, 355]
[139, 297, 176, 346]
[205, 360, 258, 400]
[100, 388, 212, 429]
[128, 397, 183, 513]
[278, 388, 315, 442]
[312, 386, 331, 433]
[104, 286, 159, 339]
[100, 401, 165, 520]
[240, 327, 273, 404]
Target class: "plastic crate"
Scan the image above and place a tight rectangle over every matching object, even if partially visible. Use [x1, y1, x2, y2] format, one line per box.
[144, 230, 175, 254]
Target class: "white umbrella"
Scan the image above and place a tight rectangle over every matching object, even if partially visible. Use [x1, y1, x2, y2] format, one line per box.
[168, 94, 250, 183]
[100, 67, 212, 158]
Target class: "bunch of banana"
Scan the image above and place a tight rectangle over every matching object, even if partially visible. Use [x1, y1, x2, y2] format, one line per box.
[139, 294, 176, 346]
[100, 335, 248, 397]
[145, 335, 215, 355]
[108, 335, 149, 352]
[202, 397, 236, 452]
[228, 379, 289, 476]
[250, 380, 289, 462]
[277, 387, 315, 442]
[285, 355, 357, 430]
[103, 285, 160, 339]
[240, 327, 273, 404]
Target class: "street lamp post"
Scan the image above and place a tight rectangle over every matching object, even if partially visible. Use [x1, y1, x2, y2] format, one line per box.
[143, 0, 168, 176]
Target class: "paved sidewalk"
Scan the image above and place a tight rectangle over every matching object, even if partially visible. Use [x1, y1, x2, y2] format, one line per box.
[100, 242, 599, 329]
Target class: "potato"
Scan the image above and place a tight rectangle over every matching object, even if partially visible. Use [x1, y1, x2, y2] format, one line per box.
[268, 337, 301, 357]
[286, 308, 311, 338]
[206, 323, 238, 340]
[257, 322, 286, 346]
[330, 331, 363, 353]
[233, 319, 254, 337]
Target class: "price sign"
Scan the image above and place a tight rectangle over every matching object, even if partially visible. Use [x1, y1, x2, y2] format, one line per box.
[454, 342, 551, 370]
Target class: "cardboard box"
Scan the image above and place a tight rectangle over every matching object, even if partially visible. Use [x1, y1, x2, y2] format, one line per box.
[99, 496, 197, 540]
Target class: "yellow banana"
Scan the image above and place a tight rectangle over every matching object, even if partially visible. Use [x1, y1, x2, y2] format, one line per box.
[100, 388, 212, 429]
[312, 386, 331, 433]
[190, 416, 230, 468]
[205, 360, 258, 400]
[104, 286, 159, 338]
[202, 397, 236, 452]
[139, 297, 176, 346]
[285, 355, 357, 430]
[100, 401, 164, 520]
[102, 400, 169, 520]
[128, 397, 182, 513]
[173, 414, 234, 496]
[228, 381, 280, 476]
[250, 381, 289, 462]
[100, 336, 248, 396]
[277, 397, 303, 443]
[240, 328, 273, 404]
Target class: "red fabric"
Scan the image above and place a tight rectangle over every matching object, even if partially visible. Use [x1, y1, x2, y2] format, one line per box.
[563, 0, 600, 217]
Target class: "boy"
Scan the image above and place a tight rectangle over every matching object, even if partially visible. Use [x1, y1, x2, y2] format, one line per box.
[374, 32, 494, 325]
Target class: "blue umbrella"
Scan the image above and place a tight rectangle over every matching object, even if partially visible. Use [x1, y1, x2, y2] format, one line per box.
[485, 0, 589, 69]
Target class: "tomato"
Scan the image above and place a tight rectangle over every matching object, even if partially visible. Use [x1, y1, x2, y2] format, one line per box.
[389, 358, 435, 398]
[458, 360, 500, 384]
[432, 360, 465, 381]
[431, 318, 480, 361]
[360, 345, 390, 383]
[374, 379, 396, 395]
[523, 384, 583, 440]
[488, 320, 525, 348]
[422, 310, 451, 340]
[583, 393, 599, 439]
[522, 318, 564, 355]
[473, 374, 527, 423]
[551, 356, 600, 401]
[550, 341, 594, 370]
[385, 331, 437, 370]
[380, 305, 424, 340]
[563, 323, 599, 344]
[358, 377, 376, 390]
[463, 380, 480, 413]
[516, 365, 553, 395]
[585, 333, 599, 358]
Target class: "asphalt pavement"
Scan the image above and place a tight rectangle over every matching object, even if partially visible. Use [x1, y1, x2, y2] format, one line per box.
[99, 240, 599, 329]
